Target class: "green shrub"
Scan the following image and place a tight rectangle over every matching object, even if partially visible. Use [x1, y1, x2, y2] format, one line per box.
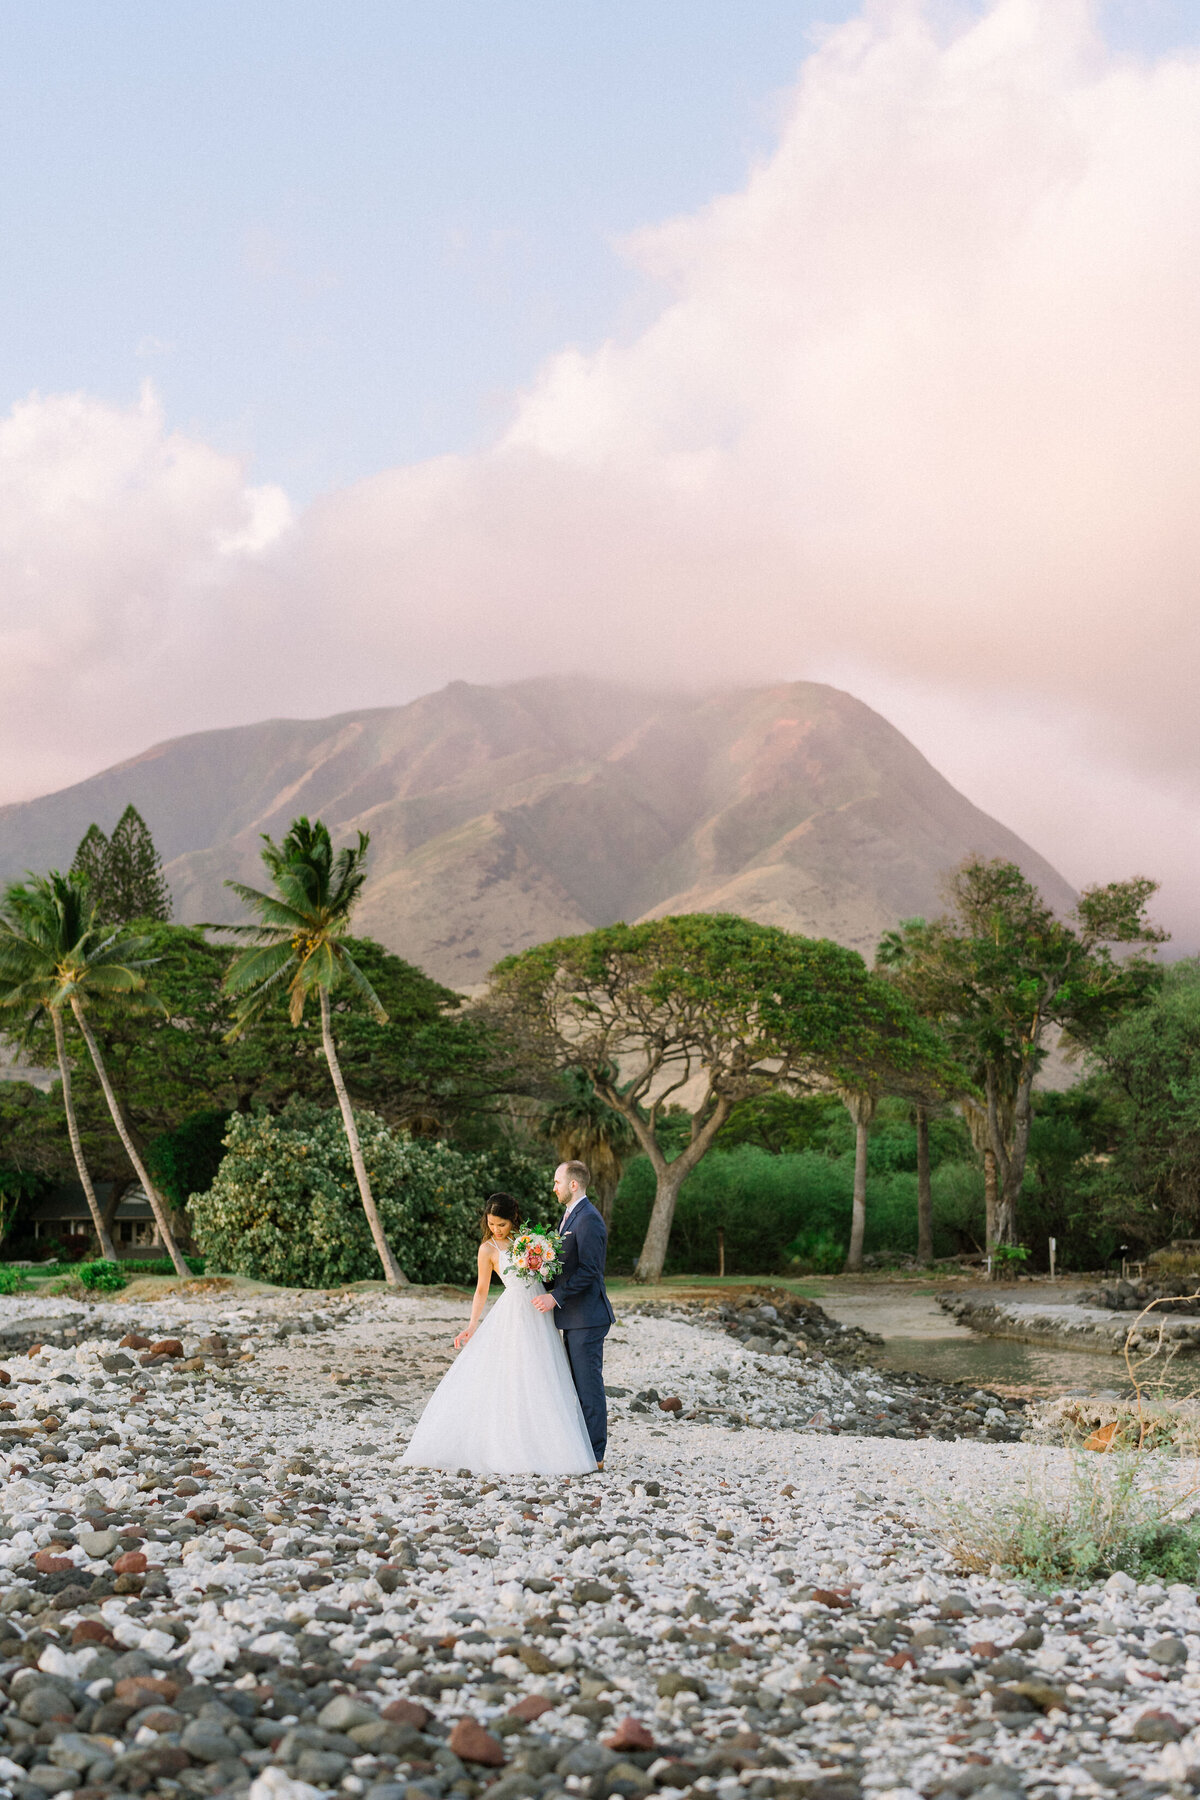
[783, 1229, 846, 1275]
[0, 1265, 27, 1294]
[941, 1451, 1200, 1587]
[992, 1242, 1030, 1270]
[25, 1255, 204, 1281]
[189, 1098, 551, 1288]
[609, 1145, 987, 1275]
[76, 1260, 127, 1291]
[121, 1256, 205, 1275]
[610, 1147, 854, 1275]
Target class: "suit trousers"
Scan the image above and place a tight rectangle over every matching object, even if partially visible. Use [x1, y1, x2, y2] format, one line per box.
[561, 1325, 608, 1464]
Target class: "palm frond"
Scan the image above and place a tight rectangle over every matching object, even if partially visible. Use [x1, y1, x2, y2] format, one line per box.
[227, 953, 301, 1038]
[331, 943, 389, 1024]
[224, 942, 299, 997]
[289, 939, 339, 1024]
[220, 882, 316, 930]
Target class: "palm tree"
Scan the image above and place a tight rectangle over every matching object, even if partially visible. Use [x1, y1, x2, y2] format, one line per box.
[541, 1066, 636, 1229]
[213, 817, 407, 1287]
[0, 873, 189, 1274]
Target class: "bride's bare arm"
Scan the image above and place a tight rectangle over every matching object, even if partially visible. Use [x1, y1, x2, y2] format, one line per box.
[454, 1243, 495, 1349]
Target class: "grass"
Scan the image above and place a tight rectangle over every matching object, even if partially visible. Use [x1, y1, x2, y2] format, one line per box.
[940, 1449, 1200, 1588]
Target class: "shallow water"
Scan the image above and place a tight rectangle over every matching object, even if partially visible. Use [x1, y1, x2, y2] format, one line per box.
[807, 1281, 1200, 1400]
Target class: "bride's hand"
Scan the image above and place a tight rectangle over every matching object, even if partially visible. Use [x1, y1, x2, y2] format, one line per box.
[454, 1327, 473, 1349]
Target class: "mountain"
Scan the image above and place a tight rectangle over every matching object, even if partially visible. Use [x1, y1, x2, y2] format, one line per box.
[0, 678, 1075, 987]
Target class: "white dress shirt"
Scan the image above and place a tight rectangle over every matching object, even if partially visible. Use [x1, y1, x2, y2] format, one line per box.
[558, 1194, 588, 1234]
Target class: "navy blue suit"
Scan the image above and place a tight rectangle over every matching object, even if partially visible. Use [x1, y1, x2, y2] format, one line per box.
[548, 1196, 615, 1464]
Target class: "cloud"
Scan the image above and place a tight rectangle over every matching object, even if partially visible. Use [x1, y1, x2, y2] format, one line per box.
[0, 384, 291, 798]
[4, 0, 1200, 937]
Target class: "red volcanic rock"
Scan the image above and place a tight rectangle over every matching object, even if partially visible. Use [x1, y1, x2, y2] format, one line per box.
[508, 1695, 554, 1723]
[382, 1697, 431, 1729]
[113, 1550, 148, 1575]
[149, 1339, 184, 1358]
[115, 1674, 179, 1706]
[33, 1550, 75, 1573]
[72, 1620, 118, 1648]
[658, 1396, 682, 1413]
[119, 1333, 152, 1350]
[448, 1718, 505, 1766]
[605, 1717, 656, 1751]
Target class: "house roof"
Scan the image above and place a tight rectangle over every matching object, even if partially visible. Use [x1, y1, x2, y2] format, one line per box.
[31, 1183, 155, 1222]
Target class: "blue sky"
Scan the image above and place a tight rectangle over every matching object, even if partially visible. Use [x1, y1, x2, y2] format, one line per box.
[3, 0, 1194, 501]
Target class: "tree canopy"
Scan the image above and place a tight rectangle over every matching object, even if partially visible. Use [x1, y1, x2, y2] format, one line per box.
[1087, 958, 1200, 1241]
[489, 912, 960, 1280]
[70, 806, 171, 924]
[878, 858, 1164, 1245]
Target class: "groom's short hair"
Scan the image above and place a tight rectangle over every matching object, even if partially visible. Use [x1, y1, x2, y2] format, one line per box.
[562, 1160, 590, 1188]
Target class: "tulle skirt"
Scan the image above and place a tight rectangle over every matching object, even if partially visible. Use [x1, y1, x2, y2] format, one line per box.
[401, 1278, 596, 1476]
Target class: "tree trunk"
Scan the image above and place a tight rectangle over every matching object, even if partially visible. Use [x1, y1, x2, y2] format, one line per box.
[634, 1163, 688, 1285]
[320, 987, 408, 1287]
[69, 998, 190, 1279]
[52, 1007, 117, 1262]
[843, 1091, 877, 1273]
[915, 1103, 933, 1264]
[984, 1150, 998, 1253]
[591, 1170, 616, 1232]
[627, 1092, 732, 1283]
[995, 1068, 1035, 1248]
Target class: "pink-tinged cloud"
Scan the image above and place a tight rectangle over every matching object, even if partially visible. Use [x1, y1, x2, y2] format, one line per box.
[3, 1, 1200, 935]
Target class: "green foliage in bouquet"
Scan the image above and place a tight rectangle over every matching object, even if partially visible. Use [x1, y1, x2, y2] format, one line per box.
[189, 1098, 551, 1288]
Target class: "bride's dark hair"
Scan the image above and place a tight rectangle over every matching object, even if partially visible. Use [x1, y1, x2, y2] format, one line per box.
[480, 1192, 521, 1242]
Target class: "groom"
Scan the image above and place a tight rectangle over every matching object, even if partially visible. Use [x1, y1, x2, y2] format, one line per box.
[531, 1160, 615, 1469]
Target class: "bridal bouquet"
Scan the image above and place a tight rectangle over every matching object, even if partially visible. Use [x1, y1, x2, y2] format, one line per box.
[508, 1226, 565, 1285]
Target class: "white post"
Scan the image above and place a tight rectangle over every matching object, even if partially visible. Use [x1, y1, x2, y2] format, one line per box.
[1049, 1237, 1057, 1281]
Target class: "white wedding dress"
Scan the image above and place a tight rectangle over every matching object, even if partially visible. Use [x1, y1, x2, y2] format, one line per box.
[401, 1245, 596, 1476]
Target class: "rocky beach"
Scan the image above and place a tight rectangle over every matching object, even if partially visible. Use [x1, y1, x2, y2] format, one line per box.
[0, 1283, 1198, 1800]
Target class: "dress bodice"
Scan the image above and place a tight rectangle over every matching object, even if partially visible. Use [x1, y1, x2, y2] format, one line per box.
[495, 1242, 540, 1292]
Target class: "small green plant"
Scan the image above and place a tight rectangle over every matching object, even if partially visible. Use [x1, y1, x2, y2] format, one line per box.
[76, 1260, 127, 1292]
[0, 1265, 27, 1294]
[991, 1242, 1030, 1270]
[785, 1229, 845, 1275]
[43, 1275, 86, 1299]
[940, 1450, 1200, 1587]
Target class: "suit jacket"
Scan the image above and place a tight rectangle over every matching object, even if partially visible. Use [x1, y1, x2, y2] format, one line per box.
[548, 1197, 616, 1332]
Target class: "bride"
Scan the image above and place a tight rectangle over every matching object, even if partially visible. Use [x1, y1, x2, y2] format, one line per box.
[401, 1193, 596, 1476]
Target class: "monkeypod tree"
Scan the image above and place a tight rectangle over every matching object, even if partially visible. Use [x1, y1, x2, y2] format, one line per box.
[489, 913, 958, 1282]
[881, 859, 1165, 1248]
